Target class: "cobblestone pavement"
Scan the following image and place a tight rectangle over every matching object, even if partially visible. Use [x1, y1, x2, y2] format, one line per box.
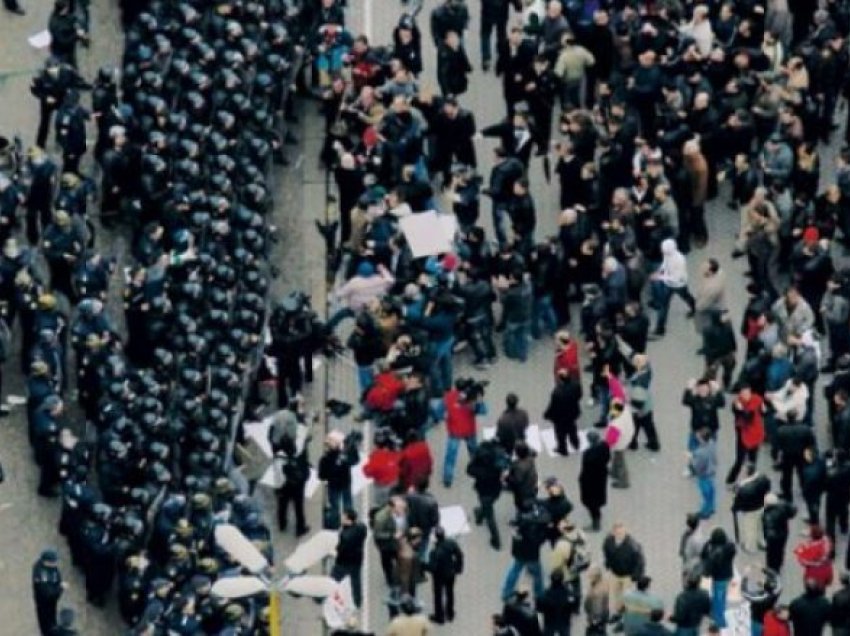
[0, 0, 846, 634]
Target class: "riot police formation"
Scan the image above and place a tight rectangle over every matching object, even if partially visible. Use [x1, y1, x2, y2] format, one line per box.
[8, 0, 322, 631]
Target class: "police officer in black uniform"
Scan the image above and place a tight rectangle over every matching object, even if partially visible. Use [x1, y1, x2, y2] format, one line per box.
[32, 549, 65, 635]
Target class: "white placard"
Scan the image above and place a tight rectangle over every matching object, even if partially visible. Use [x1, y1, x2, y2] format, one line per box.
[305, 468, 322, 499]
[399, 211, 456, 258]
[540, 427, 589, 457]
[525, 424, 542, 454]
[28, 30, 51, 49]
[439, 505, 471, 537]
[351, 460, 372, 495]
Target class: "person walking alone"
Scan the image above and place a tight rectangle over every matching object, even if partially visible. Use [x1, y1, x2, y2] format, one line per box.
[689, 427, 717, 520]
[426, 526, 464, 624]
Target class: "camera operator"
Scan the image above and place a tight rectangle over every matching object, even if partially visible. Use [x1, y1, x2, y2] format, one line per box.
[442, 377, 487, 488]
[363, 428, 402, 507]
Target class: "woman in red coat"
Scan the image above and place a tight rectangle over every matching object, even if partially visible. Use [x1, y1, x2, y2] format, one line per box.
[794, 525, 834, 589]
[399, 430, 433, 490]
[725, 384, 765, 485]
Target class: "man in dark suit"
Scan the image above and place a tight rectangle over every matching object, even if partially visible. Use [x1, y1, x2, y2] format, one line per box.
[495, 26, 535, 116]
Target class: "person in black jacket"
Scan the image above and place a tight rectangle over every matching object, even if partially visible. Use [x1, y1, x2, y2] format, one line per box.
[506, 178, 536, 255]
[670, 571, 711, 634]
[467, 436, 508, 549]
[48, 0, 88, 69]
[579, 431, 610, 532]
[318, 431, 360, 529]
[539, 478, 572, 547]
[430, 97, 476, 184]
[436, 31, 473, 97]
[776, 412, 816, 502]
[830, 572, 850, 636]
[681, 378, 725, 456]
[701, 310, 737, 390]
[427, 526, 464, 624]
[700, 528, 736, 629]
[790, 579, 831, 636]
[536, 569, 575, 636]
[392, 14, 423, 76]
[456, 266, 496, 367]
[762, 492, 797, 572]
[731, 464, 771, 552]
[495, 27, 535, 115]
[825, 449, 850, 550]
[486, 147, 524, 246]
[502, 590, 542, 636]
[501, 499, 550, 602]
[479, 0, 512, 71]
[430, 0, 469, 46]
[544, 369, 581, 455]
[331, 509, 367, 607]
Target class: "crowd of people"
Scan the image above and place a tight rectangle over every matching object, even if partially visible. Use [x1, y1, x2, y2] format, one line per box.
[304, 0, 850, 634]
[8, 0, 850, 633]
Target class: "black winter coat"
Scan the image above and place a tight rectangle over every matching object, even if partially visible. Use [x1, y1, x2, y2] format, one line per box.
[579, 443, 610, 509]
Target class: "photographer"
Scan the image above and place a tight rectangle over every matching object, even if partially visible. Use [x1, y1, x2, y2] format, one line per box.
[442, 377, 487, 488]
[363, 428, 402, 507]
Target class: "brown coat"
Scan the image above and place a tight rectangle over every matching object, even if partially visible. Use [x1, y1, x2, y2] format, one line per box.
[684, 152, 709, 207]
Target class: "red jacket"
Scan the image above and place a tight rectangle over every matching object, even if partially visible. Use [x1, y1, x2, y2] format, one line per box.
[734, 393, 765, 449]
[365, 371, 405, 412]
[363, 447, 401, 486]
[554, 341, 580, 382]
[763, 611, 791, 636]
[399, 440, 433, 489]
[794, 536, 834, 589]
[445, 389, 477, 438]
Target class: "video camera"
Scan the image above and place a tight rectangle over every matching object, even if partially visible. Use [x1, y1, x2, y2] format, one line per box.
[456, 377, 488, 401]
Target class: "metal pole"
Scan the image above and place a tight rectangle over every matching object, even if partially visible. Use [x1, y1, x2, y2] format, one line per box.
[270, 587, 282, 636]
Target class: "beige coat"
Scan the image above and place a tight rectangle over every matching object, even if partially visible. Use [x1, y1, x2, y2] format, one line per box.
[694, 271, 727, 333]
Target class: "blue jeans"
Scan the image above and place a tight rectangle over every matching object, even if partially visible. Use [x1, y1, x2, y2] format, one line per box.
[653, 282, 695, 333]
[356, 365, 374, 394]
[697, 476, 715, 519]
[503, 321, 530, 361]
[327, 306, 356, 331]
[501, 558, 545, 601]
[751, 621, 763, 636]
[531, 294, 557, 339]
[492, 203, 508, 246]
[711, 578, 730, 628]
[443, 435, 478, 485]
[429, 338, 454, 394]
[326, 486, 353, 529]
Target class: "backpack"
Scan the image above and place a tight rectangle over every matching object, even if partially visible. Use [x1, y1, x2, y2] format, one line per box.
[565, 533, 591, 573]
